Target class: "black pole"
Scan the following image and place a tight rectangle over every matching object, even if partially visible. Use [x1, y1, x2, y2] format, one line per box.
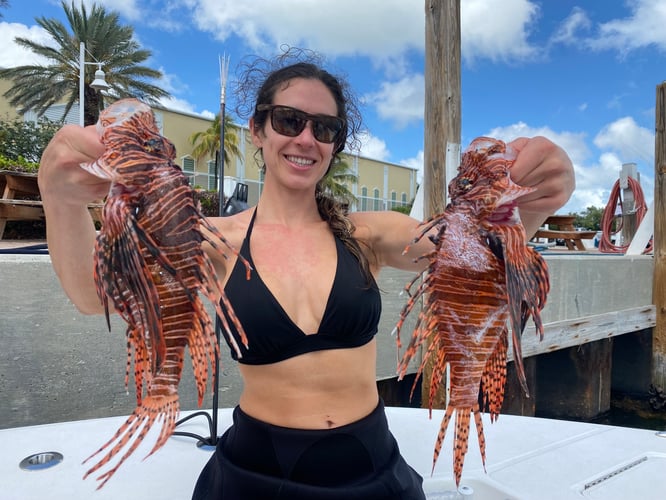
[174, 54, 229, 447]
[209, 53, 229, 444]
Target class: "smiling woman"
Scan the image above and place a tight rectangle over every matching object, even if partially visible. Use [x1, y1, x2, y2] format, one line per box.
[36, 40, 574, 498]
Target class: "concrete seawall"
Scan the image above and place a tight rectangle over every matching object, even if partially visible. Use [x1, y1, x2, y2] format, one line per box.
[0, 253, 418, 429]
[0, 250, 655, 429]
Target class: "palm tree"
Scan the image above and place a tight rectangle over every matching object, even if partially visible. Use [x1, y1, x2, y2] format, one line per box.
[320, 158, 358, 205]
[0, 1, 171, 125]
[189, 113, 242, 180]
[0, 1, 10, 18]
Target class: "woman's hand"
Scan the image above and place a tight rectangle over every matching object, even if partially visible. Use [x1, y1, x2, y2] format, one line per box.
[508, 136, 575, 236]
[38, 124, 109, 205]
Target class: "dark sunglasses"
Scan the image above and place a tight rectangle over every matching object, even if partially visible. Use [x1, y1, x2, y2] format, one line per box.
[256, 104, 345, 145]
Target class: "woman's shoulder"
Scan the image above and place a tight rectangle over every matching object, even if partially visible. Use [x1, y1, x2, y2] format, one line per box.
[204, 208, 254, 253]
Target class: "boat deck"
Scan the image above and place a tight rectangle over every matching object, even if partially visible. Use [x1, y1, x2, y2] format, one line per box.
[2, 407, 665, 499]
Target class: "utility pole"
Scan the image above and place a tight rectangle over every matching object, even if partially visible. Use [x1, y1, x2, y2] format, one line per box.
[423, 0, 461, 217]
[653, 81, 666, 388]
[421, 0, 462, 408]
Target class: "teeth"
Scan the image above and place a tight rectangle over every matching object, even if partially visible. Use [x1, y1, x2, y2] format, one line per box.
[286, 155, 314, 166]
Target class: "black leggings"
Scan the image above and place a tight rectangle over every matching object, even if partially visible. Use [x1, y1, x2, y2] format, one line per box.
[192, 400, 425, 499]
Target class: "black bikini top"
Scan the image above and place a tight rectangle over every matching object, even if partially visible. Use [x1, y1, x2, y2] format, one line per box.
[220, 209, 381, 365]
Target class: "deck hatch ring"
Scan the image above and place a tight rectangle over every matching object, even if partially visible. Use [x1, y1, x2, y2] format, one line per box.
[583, 456, 648, 490]
[19, 451, 64, 471]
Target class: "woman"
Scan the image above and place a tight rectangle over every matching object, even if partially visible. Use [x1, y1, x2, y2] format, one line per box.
[38, 52, 574, 499]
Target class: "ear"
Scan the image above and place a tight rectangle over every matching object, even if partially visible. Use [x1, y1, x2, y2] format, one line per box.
[249, 117, 263, 148]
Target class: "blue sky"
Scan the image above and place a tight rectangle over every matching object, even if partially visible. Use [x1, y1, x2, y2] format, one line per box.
[0, 0, 663, 215]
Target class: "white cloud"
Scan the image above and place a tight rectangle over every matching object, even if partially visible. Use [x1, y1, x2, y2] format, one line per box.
[76, 0, 142, 22]
[179, 0, 544, 66]
[364, 73, 424, 129]
[552, 0, 666, 56]
[550, 7, 591, 46]
[181, 0, 423, 61]
[461, 0, 541, 63]
[356, 131, 390, 162]
[0, 22, 54, 68]
[591, 0, 666, 54]
[593, 116, 655, 166]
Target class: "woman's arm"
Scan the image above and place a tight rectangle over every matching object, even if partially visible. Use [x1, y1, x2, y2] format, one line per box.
[38, 125, 109, 314]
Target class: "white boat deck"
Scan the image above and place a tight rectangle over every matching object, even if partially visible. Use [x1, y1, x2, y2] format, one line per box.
[2, 407, 665, 499]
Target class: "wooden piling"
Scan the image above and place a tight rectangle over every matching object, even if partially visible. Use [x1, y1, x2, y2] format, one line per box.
[535, 340, 613, 420]
[653, 82, 666, 389]
[421, 0, 462, 409]
[423, 0, 460, 218]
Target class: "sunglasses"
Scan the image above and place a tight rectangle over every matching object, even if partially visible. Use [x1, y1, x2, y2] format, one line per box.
[256, 104, 345, 145]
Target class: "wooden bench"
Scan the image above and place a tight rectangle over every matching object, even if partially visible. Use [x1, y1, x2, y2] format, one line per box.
[532, 229, 597, 251]
[532, 214, 597, 251]
[0, 170, 104, 239]
[0, 199, 104, 239]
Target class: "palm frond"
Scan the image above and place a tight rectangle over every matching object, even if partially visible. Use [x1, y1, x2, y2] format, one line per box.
[0, 0, 171, 125]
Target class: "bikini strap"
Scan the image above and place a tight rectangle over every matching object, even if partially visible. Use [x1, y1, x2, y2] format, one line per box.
[245, 206, 258, 238]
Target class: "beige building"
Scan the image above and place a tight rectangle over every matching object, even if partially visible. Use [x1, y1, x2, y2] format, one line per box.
[1, 77, 418, 211]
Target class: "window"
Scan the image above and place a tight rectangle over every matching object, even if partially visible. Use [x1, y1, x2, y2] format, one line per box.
[373, 188, 381, 211]
[207, 160, 218, 190]
[182, 156, 195, 185]
[390, 191, 397, 209]
[360, 186, 368, 211]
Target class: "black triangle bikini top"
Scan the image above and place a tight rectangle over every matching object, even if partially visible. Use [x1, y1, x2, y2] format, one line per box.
[220, 208, 381, 365]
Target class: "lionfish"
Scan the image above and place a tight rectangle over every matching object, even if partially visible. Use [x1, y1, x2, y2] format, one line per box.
[80, 98, 250, 488]
[395, 136, 549, 486]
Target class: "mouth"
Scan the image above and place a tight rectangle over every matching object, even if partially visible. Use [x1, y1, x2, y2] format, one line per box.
[285, 155, 316, 170]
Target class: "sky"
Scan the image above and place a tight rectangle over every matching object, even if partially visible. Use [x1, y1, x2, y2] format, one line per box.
[0, 0, 664, 215]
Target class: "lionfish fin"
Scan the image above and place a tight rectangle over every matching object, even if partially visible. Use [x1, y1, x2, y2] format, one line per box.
[83, 394, 179, 490]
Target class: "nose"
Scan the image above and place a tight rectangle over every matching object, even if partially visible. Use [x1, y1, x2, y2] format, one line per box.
[294, 120, 317, 146]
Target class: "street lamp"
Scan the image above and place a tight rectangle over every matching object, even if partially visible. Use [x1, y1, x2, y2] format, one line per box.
[79, 41, 110, 126]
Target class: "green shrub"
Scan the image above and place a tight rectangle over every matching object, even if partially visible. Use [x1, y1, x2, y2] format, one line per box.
[194, 190, 221, 217]
[0, 154, 39, 173]
[0, 117, 61, 164]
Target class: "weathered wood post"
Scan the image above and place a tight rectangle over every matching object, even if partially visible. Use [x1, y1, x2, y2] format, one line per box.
[421, 0, 461, 408]
[423, 0, 461, 217]
[653, 82, 666, 388]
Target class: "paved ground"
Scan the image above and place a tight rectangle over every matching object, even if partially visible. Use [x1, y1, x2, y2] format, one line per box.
[0, 242, 419, 430]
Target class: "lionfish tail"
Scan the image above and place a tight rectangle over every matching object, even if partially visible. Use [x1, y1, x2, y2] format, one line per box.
[83, 394, 179, 489]
[438, 406, 484, 488]
[432, 405, 455, 477]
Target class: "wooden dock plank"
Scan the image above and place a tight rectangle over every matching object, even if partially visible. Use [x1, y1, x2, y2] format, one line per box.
[509, 304, 656, 361]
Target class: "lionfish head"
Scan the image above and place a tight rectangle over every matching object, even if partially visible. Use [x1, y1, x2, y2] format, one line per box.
[82, 98, 176, 180]
[448, 136, 536, 224]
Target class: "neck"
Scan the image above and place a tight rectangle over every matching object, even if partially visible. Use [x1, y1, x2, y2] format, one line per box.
[255, 188, 322, 226]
